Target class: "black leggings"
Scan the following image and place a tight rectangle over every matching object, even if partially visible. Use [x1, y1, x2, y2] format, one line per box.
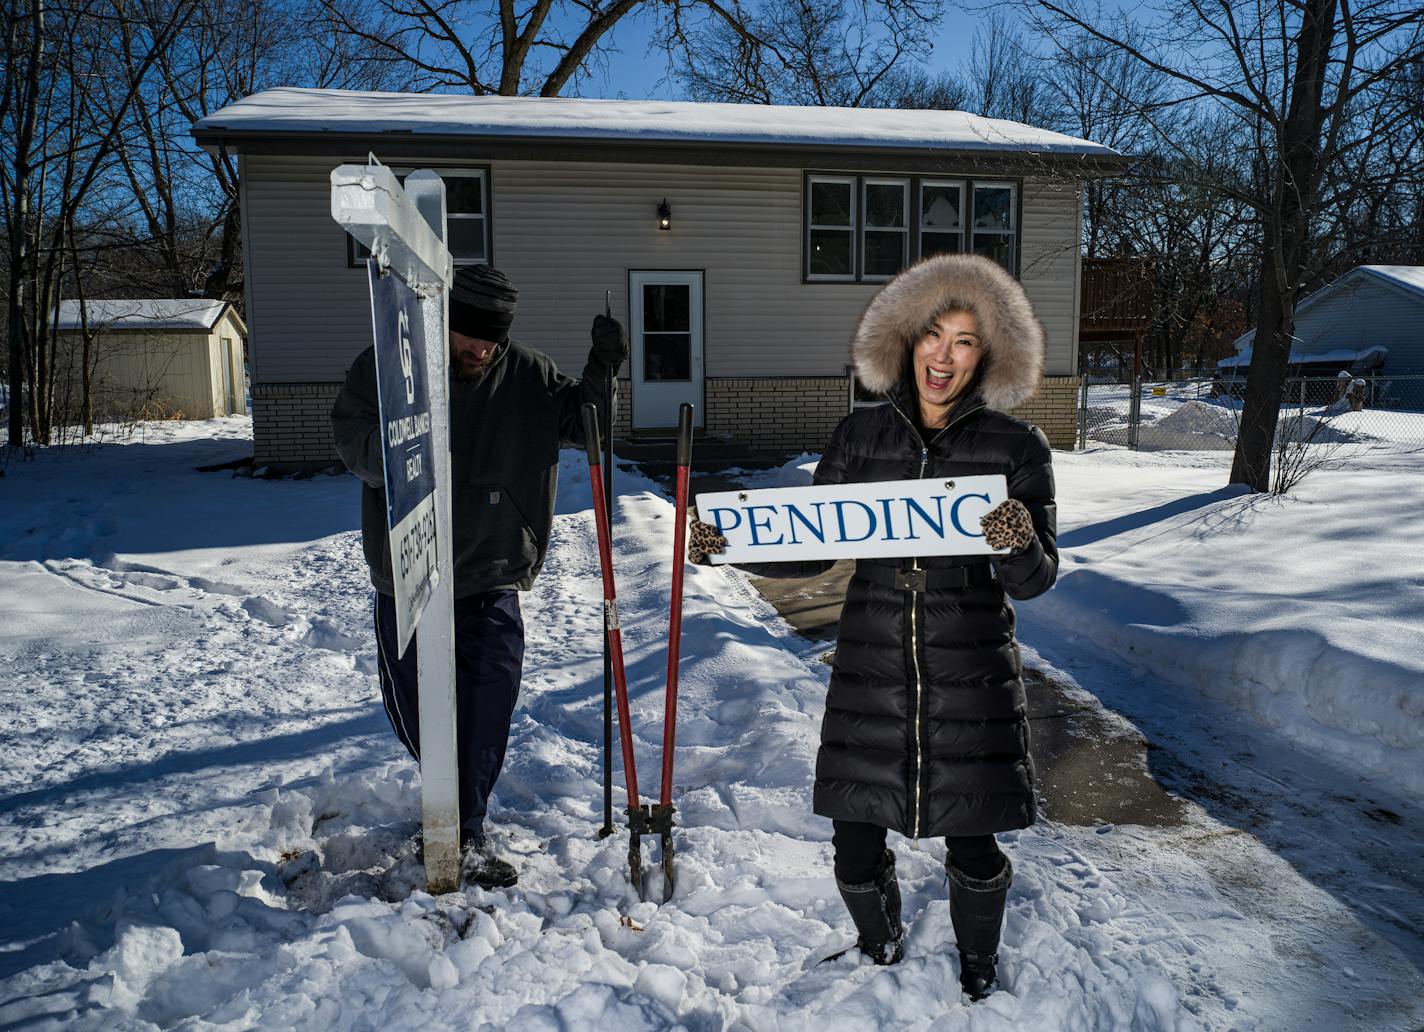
[832, 820, 1005, 883]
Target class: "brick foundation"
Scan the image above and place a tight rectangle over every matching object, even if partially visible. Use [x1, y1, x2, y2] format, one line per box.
[252, 382, 342, 469]
[252, 374, 1083, 466]
[1006, 375, 1081, 450]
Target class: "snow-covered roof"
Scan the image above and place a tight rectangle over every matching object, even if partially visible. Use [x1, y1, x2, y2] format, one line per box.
[54, 299, 234, 332]
[1217, 344, 1388, 369]
[193, 88, 1123, 161]
[1231, 265, 1424, 349]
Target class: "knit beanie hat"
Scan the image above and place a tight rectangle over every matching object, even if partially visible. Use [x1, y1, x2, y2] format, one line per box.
[449, 265, 518, 342]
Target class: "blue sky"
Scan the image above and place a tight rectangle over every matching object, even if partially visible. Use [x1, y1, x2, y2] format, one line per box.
[565, 2, 1011, 102]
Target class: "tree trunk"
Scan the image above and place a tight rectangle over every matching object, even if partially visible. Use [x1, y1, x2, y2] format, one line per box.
[1228, 0, 1337, 490]
[7, 276, 24, 448]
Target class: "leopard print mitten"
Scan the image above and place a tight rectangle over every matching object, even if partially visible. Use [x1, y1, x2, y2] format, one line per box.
[980, 498, 1036, 553]
[688, 509, 728, 565]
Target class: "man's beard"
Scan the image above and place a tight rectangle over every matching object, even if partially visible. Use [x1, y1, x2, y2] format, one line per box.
[452, 347, 495, 382]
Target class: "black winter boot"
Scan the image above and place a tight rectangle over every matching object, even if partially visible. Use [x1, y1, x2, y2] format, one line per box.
[835, 849, 904, 965]
[947, 853, 1013, 1000]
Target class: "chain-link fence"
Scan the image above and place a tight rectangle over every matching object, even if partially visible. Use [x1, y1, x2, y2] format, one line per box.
[1079, 373, 1424, 454]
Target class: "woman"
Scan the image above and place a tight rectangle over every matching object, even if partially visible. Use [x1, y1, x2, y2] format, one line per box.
[689, 253, 1056, 1000]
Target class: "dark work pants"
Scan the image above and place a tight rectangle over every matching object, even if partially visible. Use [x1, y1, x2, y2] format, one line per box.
[832, 820, 1006, 883]
[374, 589, 524, 843]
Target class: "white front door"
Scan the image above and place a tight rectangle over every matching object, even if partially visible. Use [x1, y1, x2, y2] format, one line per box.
[630, 271, 704, 430]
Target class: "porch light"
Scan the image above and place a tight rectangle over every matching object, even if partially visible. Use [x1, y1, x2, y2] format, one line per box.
[658, 198, 672, 231]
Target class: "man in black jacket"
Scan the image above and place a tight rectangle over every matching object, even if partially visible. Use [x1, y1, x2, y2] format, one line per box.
[331, 264, 626, 888]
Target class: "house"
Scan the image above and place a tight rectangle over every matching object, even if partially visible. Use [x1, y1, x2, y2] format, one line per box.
[1221, 265, 1424, 381]
[191, 88, 1129, 470]
[52, 299, 248, 421]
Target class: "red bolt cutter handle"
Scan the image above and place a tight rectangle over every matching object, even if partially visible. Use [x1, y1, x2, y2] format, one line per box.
[582, 403, 640, 811]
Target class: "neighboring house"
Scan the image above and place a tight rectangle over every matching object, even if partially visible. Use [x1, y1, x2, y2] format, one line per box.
[1221, 265, 1424, 380]
[191, 88, 1129, 469]
[53, 299, 248, 420]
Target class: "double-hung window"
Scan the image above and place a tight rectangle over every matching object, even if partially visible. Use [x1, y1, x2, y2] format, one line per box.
[969, 182, 1015, 271]
[861, 179, 910, 281]
[807, 176, 857, 281]
[919, 180, 965, 259]
[347, 167, 491, 267]
[804, 174, 1017, 281]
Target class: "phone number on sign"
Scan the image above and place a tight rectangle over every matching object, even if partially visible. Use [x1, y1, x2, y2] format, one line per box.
[398, 506, 437, 580]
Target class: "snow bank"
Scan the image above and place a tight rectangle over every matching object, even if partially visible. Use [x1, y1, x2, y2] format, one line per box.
[1036, 449, 1424, 797]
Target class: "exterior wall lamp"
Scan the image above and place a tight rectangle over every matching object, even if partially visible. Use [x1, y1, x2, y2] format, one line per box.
[657, 198, 672, 231]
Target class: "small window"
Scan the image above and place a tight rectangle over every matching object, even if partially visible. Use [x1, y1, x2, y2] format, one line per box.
[971, 182, 1015, 273]
[442, 170, 488, 265]
[919, 180, 964, 260]
[346, 168, 491, 268]
[807, 176, 856, 280]
[861, 179, 909, 280]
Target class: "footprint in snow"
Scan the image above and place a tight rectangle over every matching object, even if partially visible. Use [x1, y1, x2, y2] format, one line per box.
[300, 619, 366, 654]
[242, 596, 291, 627]
[119, 571, 182, 592]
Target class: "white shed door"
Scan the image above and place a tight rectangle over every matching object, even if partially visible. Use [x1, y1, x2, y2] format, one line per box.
[220, 337, 236, 415]
[630, 271, 703, 430]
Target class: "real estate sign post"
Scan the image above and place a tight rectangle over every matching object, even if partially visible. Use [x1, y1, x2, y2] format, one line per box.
[332, 160, 461, 893]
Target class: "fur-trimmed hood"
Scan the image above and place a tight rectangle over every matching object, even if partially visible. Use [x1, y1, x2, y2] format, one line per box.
[851, 253, 1046, 412]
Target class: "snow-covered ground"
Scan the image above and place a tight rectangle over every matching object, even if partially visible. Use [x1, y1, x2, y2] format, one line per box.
[1, 419, 1421, 1030]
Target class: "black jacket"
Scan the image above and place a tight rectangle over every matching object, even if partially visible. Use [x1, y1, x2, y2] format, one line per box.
[744, 378, 1057, 838]
[330, 340, 612, 599]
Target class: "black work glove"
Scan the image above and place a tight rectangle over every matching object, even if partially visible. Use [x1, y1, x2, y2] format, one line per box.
[590, 314, 628, 372]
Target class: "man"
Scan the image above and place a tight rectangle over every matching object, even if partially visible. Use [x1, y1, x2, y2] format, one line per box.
[331, 264, 626, 888]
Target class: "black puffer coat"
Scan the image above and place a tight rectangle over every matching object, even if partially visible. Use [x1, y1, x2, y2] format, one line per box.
[746, 253, 1058, 838]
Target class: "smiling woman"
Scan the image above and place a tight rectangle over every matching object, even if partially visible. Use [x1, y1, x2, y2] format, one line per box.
[912, 310, 983, 429]
[685, 252, 1056, 999]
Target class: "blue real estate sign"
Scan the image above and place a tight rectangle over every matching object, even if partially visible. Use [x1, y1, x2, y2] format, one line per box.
[367, 260, 440, 656]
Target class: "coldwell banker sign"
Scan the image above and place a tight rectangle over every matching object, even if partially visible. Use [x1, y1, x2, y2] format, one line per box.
[369, 261, 440, 654]
[697, 475, 1010, 563]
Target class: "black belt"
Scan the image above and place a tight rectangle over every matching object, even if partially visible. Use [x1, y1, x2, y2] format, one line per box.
[853, 561, 997, 593]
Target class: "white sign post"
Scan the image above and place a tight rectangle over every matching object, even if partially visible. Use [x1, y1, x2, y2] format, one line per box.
[332, 159, 461, 894]
[697, 475, 1011, 564]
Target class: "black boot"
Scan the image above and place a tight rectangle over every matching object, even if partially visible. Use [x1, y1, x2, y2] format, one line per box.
[460, 835, 518, 889]
[947, 853, 1012, 1000]
[835, 849, 904, 965]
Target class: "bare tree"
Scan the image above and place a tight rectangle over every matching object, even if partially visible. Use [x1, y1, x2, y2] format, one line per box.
[1, 0, 196, 446]
[996, 0, 1424, 491]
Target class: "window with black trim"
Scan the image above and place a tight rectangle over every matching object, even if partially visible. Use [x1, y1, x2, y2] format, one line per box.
[862, 178, 909, 280]
[807, 175, 856, 280]
[346, 167, 491, 268]
[804, 174, 1016, 281]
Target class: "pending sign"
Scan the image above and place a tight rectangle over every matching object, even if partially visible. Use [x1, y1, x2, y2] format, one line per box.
[697, 475, 1010, 564]
[368, 259, 439, 655]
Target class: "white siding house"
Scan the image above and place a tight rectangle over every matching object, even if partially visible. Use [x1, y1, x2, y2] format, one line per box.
[53, 300, 248, 421]
[193, 89, 1126, 468]
[1226, 266, 1424, 378]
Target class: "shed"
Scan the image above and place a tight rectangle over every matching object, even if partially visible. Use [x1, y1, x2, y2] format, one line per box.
[1224, 266, 1424, 379]
[192, 88, 1129, 469]
[53, 299, 248, 421]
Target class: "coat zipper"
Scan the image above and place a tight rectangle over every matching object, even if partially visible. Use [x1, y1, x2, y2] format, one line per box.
[910, 444, 928, 838]
[888, 394, 984, 840]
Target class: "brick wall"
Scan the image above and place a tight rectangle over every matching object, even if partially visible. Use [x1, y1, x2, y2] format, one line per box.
[703, 377, 847, 450]
[1006, 375, 1081, 450]
[252, 374, 1083, 467]
[252, 382, 341, 469]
